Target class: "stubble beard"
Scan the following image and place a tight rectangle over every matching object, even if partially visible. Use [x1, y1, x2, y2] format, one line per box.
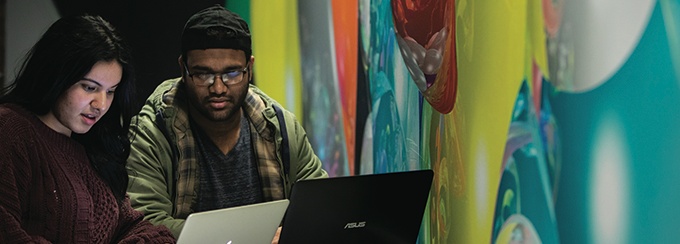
[196, 92, 247, 122]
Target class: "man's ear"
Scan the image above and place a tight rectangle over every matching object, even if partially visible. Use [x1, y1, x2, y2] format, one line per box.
[248, 55, 255, 81]
[178, 55, 186, 79]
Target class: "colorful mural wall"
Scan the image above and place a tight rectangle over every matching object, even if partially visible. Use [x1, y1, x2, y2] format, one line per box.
[6, 0, 680, 243]
[252, 0, 680, 243]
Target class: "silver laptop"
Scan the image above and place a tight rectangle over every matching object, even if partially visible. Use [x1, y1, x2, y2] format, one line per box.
[278, 170, 433, 244]
[177, 199, 290, 244]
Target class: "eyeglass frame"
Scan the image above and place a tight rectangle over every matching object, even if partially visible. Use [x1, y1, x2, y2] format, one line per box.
[182, 60, 249, 87]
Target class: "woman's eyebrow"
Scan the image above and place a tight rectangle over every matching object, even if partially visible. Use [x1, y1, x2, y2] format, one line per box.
[81, 78, 103, 86]
[81, 78, 119, 89]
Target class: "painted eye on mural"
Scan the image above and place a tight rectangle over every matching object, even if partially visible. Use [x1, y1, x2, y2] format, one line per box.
[391, 0, 457, 114]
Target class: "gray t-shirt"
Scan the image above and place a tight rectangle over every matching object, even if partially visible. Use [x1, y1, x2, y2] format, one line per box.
[192, 114, 263, 212]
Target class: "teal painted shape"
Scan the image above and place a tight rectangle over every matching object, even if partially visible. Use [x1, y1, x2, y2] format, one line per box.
[552, 2, 680, 243]
[226, 0, 251, 26]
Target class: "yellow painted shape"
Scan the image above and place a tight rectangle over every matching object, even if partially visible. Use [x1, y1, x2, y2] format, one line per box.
[449, 0, 528, 243]
[250, 0, 303, 116]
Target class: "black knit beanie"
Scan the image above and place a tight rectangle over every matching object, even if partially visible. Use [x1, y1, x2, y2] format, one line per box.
[181, 4, 251, 57]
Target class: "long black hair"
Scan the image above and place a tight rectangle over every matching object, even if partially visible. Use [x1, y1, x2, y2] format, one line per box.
[0, 14, 136, 203]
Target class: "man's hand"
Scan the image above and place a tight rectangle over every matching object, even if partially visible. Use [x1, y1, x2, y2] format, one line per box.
[271, 226, 282, 244]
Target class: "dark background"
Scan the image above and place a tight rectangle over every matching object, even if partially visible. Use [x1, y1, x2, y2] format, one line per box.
[53, 0, 223, 108]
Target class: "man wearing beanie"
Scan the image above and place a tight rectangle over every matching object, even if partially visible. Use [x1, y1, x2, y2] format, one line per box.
[125, 4, 328, 242]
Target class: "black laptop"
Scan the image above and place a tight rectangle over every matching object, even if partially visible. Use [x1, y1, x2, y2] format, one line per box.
[278, 169, 434, 244]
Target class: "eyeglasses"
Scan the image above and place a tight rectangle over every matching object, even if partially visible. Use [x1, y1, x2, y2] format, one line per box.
[183, 62, 248, 87]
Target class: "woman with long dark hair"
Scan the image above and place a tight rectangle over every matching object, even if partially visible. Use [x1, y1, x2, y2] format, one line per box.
[0, 14, 175, 243]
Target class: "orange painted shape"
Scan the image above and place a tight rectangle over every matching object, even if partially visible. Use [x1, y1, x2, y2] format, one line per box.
[332, 0, 358, 175]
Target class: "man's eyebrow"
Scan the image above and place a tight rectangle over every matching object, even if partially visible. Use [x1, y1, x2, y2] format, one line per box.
[191, 64, 244, 72]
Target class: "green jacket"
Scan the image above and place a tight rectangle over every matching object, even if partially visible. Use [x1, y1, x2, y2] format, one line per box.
[126, 77, 328, 237]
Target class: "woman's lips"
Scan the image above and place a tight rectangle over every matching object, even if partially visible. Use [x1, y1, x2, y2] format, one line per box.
[81, 114, 97, 125]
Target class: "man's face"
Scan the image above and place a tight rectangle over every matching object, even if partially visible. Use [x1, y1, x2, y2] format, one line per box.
[182, 49, 251, 123]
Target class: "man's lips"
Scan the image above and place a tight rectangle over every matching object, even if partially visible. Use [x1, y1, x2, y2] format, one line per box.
[209, 98, 228, 102]
[208, 98, 229, 109]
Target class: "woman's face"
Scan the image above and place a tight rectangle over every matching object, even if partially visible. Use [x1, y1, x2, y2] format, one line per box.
[39, 60, 122, 136]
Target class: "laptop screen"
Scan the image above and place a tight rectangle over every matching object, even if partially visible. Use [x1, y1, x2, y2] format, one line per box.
[177, 199, 289, 244]
[278, 169, 433, 244]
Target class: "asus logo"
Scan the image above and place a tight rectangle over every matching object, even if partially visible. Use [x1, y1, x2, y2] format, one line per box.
[344, 221, 366, 229]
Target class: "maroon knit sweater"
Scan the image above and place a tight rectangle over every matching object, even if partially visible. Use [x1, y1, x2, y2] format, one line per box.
[0, 104, 175, 243]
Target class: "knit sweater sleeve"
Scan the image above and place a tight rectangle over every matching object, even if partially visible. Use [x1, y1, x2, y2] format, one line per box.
[0, 114, 50, 243]
[113, 196, 176, 243]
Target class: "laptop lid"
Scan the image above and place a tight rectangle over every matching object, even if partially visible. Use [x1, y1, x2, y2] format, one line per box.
[278, 169, 433, 244]
[177, 199, 289, 244]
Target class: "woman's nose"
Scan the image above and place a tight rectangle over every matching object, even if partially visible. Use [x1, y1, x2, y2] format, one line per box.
[91, 92, 108, 112]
